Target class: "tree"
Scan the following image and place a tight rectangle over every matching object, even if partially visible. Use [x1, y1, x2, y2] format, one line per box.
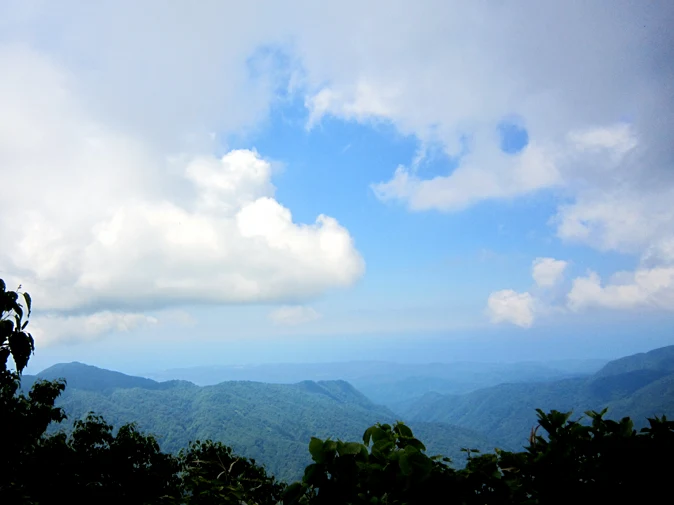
[283, 421, 462, 505]
[0, 280, 179, 504]
[0, 277, 282, 505]
[0, 280, 68, 502]
[174, 440, 285, 505]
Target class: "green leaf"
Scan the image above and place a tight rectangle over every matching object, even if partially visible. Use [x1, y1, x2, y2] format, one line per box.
[309, 437, 324, 463]
[323, 440, 337, 460]
[339, 442, 364, 456]
[303, 463, 322, 485]
[395, 423, 413, 438]
[399, 453, 413, 476]
[283, 482, 306, 504]
[371, 439, 395, 457]
[404, 437, 426, 452]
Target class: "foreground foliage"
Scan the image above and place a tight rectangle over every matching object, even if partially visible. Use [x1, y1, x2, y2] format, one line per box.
[2, 279, 673, 504]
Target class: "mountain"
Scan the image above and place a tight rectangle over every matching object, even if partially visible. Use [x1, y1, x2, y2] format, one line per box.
[400, 345, 674, 449]
[28, 361, 160, 392]
[26, 362, 503, 482]
[592, 346, 674, 378]
[142, 359, 607, 407]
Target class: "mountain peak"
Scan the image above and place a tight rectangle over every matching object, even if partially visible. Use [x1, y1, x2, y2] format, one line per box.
[593, 345, 674, 379]
[37, 361, 159, 393]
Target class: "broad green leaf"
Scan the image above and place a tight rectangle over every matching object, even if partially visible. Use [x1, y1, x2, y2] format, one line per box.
[399, 453, 413, 476]
[395, 423, 413, 438]
[309, 437, 324, 462]
[339, 442, 364, 456]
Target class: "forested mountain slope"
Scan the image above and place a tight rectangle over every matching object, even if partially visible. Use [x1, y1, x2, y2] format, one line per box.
[401, 344, 674, 449]
[144, 359, 606, 407]
[27, 362, 502, 481]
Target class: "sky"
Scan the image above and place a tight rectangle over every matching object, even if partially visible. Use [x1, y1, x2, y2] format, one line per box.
[1, 1, 673, 374]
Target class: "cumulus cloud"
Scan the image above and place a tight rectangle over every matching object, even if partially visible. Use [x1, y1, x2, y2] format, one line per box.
[0, 46, 364, 319]
[568, 269, 674, 312]
[372, 143, 561, 211]
[486, 290, 534, 328]
[532, 258, 568, 288]
[268, 305, 322, 326]
[488, 257, 569, 327]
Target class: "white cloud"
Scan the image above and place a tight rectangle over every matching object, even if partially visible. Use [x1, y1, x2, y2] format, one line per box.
[532, 258, 568, 288]
[31, 312, 158, 346]
[269, 305, 322, 326]
[486, 290, 534, 328]
[568, 269, 674, 312]
[305, 80, 401, 128]
[0, 47, 364, 314]
[567, 123, 638, 158]
[372, 143, 561, 211]
[487, 257, 568, 327]
[554, 187, 674, 255]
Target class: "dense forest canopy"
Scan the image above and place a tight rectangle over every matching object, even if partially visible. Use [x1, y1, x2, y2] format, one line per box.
[2, 279, 674, 504]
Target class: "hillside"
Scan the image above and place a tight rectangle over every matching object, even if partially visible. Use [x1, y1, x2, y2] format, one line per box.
[592, 345, 674, 378]
[30, 362, 502, 481]
[401, 344, 674, 449]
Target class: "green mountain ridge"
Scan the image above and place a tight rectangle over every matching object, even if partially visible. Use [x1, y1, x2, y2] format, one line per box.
[142, 358, 607, 407]
[401, 344, 674, 449]
[592, 345, 674, 378]
[26, 362, 502, 482]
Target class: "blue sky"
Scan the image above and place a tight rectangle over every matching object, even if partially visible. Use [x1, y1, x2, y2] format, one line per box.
[1, 2, 673, 373]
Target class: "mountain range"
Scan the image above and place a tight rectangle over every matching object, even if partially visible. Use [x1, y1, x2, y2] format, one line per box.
[23, 363, 501, 481]
[399, 345, 674, 449]
[22, 344, 673, 481]
[143, 358, 607, 407]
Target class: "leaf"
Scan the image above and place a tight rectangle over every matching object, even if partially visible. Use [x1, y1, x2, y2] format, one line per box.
[399, 453, 413, 476]
[23, 292, 31, 315]
[309, 437, 324, 463]
[404, 437, 426, 452]
[8, 330, 34, 372]
[0, 319, 14, 341]
[303, 463, 322, 484]
[283, 482, 306, 504]
[339, 442, 364, 456]
[323, 440, 337, 460]
[0, 279, 5, 292]
[395, 423, 413, 438]
[371, 439, 395, 457]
